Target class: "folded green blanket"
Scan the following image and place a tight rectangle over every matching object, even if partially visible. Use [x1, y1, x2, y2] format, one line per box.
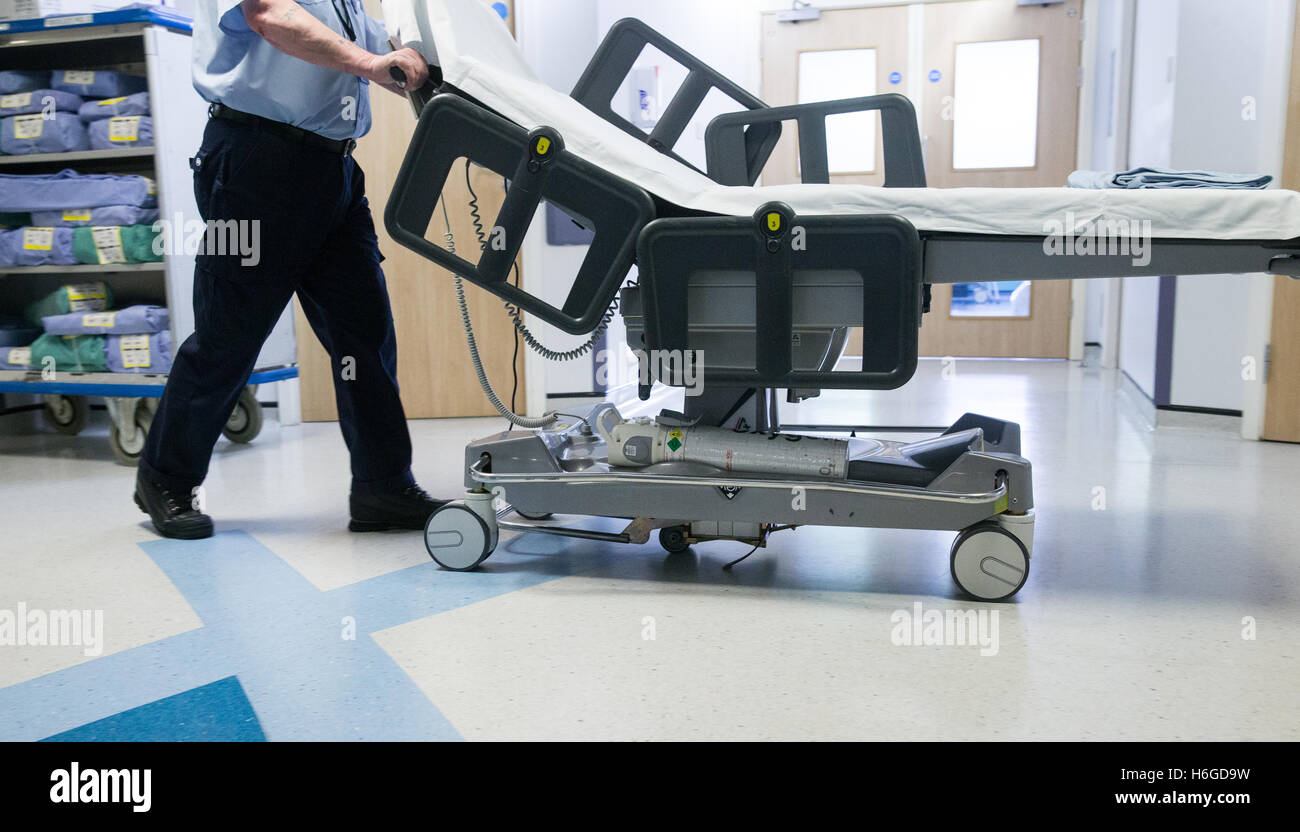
[24, 281, 113, 327]
[72, 224, 162, 265]
[28, 333, 107, 373]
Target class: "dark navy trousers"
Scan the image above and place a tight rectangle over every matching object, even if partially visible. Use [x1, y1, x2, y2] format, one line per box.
[140, 117, 414, 496]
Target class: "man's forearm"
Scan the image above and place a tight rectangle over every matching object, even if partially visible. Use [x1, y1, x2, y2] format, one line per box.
[242, 0, 378, 78]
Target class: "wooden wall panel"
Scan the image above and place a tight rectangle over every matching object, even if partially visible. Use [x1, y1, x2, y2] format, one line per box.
[1262, 8, 1300, 443]
[297, 0, 525, 421]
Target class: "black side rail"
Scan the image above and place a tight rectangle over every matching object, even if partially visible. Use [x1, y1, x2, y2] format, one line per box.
[635, 202, 922, 391]
[384, 94, 655, 335]
[705, 94, 926, 187]
[570, 17, 779, 185]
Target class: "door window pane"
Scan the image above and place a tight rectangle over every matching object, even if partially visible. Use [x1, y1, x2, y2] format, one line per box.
[952, 38, 1039, 169]
[950, 281, 1032, 317]
[798, 48, 877, 173]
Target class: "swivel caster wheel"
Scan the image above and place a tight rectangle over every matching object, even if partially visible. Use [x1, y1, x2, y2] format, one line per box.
[222, 387, 263, 444]
[425, 501, 497, 571]
[42, 395, 87, 435]
[659, 525, 691, 555]
[109, 401, 153, 467]
[950, 522, 1030, 601]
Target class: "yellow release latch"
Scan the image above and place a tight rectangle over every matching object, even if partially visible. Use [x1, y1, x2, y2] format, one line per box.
[535, 136, 551, 155]
[766, 212, 781, 232]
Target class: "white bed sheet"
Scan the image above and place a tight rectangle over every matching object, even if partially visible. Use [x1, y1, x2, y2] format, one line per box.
[381, 0, 1300, 241]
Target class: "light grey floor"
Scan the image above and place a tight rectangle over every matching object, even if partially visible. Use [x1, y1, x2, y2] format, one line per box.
[2, 352, 1297, 740]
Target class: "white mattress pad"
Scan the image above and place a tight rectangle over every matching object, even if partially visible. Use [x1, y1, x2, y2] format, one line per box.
[381, 0, 1300, 241]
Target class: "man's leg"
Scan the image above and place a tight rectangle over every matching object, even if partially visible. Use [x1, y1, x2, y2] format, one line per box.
[295, 159, 442, 530]
[139, 264, 295, 492]
[137, 119, 335, 537]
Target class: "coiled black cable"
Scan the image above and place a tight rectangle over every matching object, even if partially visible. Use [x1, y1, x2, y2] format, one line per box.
[463, 159, 621, 363]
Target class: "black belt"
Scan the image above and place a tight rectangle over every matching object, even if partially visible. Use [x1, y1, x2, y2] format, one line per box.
[208, 103, 357, 155]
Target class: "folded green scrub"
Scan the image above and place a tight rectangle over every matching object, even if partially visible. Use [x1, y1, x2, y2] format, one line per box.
[28, 333, 107, 373]
[24, 281, 113, 327]
[72, 224, 162, 265]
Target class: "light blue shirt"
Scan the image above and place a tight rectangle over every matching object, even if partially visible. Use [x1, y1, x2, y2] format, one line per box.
[192, 0, 392, 140]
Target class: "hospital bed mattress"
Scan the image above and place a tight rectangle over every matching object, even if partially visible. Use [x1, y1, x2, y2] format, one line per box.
[382, 0, 1300, 242]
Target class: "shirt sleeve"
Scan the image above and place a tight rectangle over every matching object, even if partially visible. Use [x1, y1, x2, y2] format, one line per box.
[214, 0, 252, 32]
[362, 12, 393, 54]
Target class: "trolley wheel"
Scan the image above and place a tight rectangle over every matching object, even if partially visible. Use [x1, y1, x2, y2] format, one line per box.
[43, 395, 87, 435]
[222, 387, 263, 444]
[139, 396, 159, 425]
[108, 403, 152, 467]
[950, 522, 1030, 601]
[659, 525, 691, 554]
[425, 502, 495, 571]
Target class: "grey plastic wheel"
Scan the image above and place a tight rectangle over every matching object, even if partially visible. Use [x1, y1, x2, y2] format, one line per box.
[425, 502, 495, 571]
[43, 395, 87, 435]
[659, 525, 691, 554]
[222, 387, 263, 444]
[950, 523, 1030, 601]
[109, 407, 151, 467]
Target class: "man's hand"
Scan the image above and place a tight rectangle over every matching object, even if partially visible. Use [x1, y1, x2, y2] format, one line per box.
[359, 47, 429, 95]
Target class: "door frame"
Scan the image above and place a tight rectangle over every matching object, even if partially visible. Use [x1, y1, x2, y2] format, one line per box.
[1251, 3, 1300, 442]
[759, 0, 1093, 360]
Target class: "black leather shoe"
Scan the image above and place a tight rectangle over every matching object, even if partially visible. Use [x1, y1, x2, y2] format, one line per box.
[134, 472, 213, 540]
[349, 484, 448, 532]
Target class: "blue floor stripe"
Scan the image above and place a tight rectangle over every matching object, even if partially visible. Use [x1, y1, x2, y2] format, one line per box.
[0, 529, 619, 741]
[41, 676, 265, 742]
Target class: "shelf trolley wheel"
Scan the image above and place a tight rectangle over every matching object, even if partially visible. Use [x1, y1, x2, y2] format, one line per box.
[222, 386, 263, 444]
[950, 522, 1030, 601]
[107, 399, 153, 467]
[42, 394, 87, 435]
[659, 525, 691, 555]
[425, 499, 498, 571]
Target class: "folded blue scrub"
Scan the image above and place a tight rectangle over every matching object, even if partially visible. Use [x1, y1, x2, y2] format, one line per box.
[0, 112, 89, 155]
[29, 205, 160, 227]
[1068, 166, 1274, 190]
[0, 226, 77, 266]
[51, 70, 148, 99]
[0, 71, 49, 95]
[88, 115, 154, 150]
[0, 345, 33, 371]
[78, 92, 151, 122]
[42, 304, 170, 336]
[0, 170, 157, 212]
[106, 331, 173, 374]
[0, 89, 83, 117]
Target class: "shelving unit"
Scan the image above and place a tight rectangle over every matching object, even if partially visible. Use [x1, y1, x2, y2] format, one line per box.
[0, 147, 155, 166]
[0, 8, 299, 464]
